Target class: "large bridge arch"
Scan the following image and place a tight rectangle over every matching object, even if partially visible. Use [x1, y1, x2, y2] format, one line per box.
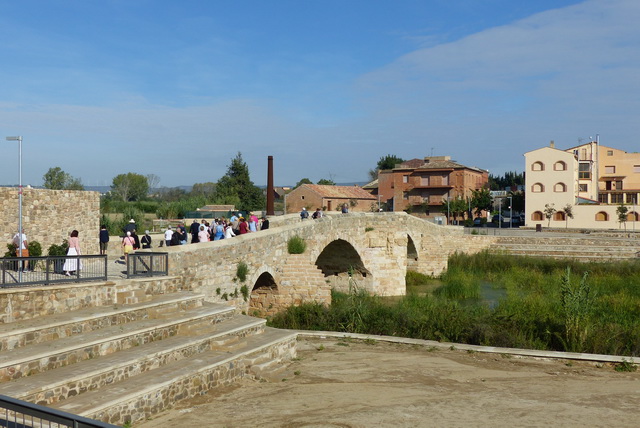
[315, 238, 372, 293]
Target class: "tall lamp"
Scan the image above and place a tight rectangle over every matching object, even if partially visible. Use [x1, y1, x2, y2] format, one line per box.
[6, 136, 23, 282]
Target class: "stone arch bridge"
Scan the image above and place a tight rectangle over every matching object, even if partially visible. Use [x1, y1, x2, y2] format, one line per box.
[162, 212, 494, 316]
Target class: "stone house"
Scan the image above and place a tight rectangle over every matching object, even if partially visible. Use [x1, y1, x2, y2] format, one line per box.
[285, 184, 377, 214]
[525, 140, 640, 229]
[376, 156, 488, 219]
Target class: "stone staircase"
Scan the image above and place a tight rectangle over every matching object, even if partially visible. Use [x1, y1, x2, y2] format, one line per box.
[0, 285, 297, 426]
[491, 235, 640, 261]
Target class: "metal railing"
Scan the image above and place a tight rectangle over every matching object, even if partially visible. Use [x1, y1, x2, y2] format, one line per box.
[0, 394, 118, 428]
[126, 252, 168, 278]
[0, 256, 107, 288]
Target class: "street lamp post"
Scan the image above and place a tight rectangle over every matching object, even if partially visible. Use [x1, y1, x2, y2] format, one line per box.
[508, 196, 513, 229]
[6, 136, 23, 282]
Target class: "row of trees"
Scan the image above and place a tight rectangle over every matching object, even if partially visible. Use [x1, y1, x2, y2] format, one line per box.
[544, 202, 634, 229]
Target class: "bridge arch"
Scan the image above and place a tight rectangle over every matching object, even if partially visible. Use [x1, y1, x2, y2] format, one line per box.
[407, 234, 419, 271]
[315, 238, 372, 293]
[248, 267, 280, 317]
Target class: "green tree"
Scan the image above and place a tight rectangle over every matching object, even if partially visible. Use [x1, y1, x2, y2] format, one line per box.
[111, 173, 149, 202]
[544, 203, 557, 227]
[617, 204, 629, 230]
[191, 182, 217, 198]
[563, 203, 574, 228]
[317, 178, 335, 185]
[42, 167, 84, 190]
[471, 188, 492, 217]
[294, 178, 313, 189]
[214, 152, 265, 212]
[442, 196, 468, 224]
[368, 154, 405, 180]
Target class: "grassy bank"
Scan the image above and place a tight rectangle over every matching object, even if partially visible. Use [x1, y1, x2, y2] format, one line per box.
[268, 251, 640, 357]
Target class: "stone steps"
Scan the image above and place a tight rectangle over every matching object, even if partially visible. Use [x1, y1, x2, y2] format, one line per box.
[0, 284, 298, 426]
[0, 291, 205, 352]
[0, 315, 266, 406]
[0, 303, 236, 382]
[53, 327, 297, 426]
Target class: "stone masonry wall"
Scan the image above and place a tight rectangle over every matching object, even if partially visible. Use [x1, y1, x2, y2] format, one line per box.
[0, 187, 101, 255]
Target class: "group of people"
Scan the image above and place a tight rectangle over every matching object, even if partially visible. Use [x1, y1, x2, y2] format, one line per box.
[300, 204, 351, 220]
[163, 212, 270, 246]
[10, 228, 82, 276]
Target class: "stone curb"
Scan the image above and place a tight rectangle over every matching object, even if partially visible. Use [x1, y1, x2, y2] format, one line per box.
[295, 330, 638, 364]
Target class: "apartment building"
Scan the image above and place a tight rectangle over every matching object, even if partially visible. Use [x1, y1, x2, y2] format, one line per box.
[377, 156, 488, 218]
[525, 140, 640, 229]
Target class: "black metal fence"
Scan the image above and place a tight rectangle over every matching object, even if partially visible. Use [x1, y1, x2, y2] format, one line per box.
[0, 394, 118, 428]
[0, 255, 107, 288]
[126, 252, 168, 278]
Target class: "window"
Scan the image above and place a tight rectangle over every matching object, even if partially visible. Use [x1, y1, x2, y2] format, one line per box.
[420, 176, 429, 186]
[634, 165, 640, 173]
[580, 148, 587, 160]
[442, 175, 449, 185]
[595, 211, 609, 221]
[554, 182, 567, 193]
[605, 166, 616, 174]
[598, 194, 609, 204]
[532, 211, 544, 221]
[611, 193, 623, 204]
[531, 183, 544, 193]
[553, 211, 566, 221]
[626, 193, 638, 204]
[301, 196, 305, 200]
[554, 161, 567, 171]
[402, 176, 408, 183]
[531, 161, 544, 171]
[579, 184, 588, 192]
[402, 192, 408, 200]
[615, 180, 623, 190]
[579, 163, 591, 179]
[607, 150, 613, 156]
[628, 212, 639, 222]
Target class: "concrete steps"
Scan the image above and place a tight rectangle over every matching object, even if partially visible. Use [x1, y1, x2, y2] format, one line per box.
[0, 291, 204, 352]
[0, 287, 297, 426]
[0, 315, 265, 406]
[54, 327, 297, 425]
[491, 236, 640, 261]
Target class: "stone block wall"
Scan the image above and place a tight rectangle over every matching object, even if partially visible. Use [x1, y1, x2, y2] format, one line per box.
[0, 187, 101, 255]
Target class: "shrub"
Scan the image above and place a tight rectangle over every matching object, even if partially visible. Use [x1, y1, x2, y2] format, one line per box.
[287, 235, 307, 254]
[406, 270, 431, 286]
[236, 262, 248, 282]
[240, 285, 249, 301]
[47, 240, 69, 256]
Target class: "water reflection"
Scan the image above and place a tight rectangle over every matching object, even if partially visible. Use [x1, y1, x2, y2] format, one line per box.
[386, 280, 507, 309]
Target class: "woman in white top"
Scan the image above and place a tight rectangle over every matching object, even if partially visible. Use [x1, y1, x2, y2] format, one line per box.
[224, 223, 236, 239]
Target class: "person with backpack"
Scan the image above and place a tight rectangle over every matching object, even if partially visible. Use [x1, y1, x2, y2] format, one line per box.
[312, 208, 323, 219]
[300, 207, 309, 220]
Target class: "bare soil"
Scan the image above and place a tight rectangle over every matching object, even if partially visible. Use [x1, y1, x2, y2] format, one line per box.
[138, 337, 640, 427]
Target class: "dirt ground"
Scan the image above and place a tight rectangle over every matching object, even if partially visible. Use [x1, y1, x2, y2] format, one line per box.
[138, 337, 640, 428]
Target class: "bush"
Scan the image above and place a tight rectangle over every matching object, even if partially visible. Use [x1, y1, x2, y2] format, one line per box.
[47, 240, 69, 256]
[236, 262, 248, 282]
[406, 270, 431, 286]
[287, 235, 307, 254]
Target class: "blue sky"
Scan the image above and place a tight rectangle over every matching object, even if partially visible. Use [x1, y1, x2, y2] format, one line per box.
[1, 0, 638, 188]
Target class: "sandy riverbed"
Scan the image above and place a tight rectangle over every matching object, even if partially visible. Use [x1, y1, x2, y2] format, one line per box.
[137, 337, 640, 427]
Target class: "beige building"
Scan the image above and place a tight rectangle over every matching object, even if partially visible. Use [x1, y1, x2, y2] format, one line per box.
[285, 184, 377, 214]
[525, 141, 640, 230]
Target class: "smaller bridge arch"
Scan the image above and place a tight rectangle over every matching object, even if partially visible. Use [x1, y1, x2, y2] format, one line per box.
[248, 267, 280, 317]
